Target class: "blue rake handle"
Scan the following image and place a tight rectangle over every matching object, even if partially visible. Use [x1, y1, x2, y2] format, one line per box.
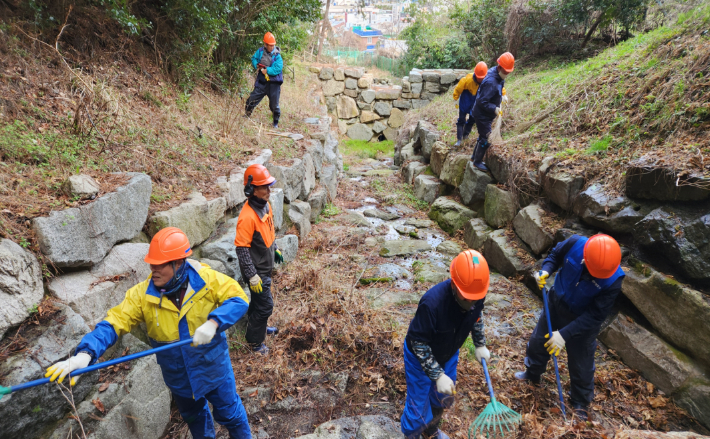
[481, 358, 497, 403]
[2, 338, 194, 395]
[542, 286, 567, 420]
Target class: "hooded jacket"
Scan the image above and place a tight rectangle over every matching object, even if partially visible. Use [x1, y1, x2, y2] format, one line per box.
[472, 66, 506, 124]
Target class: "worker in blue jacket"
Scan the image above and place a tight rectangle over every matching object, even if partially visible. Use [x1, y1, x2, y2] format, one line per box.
[401, 251, 491, 439]
[515, 234, 625, 421]
[451, 62, 488, 147]
[470, 52, 515, 172]
[245, 32, 284, 129]
[45, 227, 252, 439]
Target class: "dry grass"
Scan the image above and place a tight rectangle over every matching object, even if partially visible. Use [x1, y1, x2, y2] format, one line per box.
[0, 16, 322, 273]
[398, 7, 710, 199]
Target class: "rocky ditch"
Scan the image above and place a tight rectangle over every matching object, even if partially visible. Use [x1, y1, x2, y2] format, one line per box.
[391, 116, 710, 432]
[0, 109, 343, 438]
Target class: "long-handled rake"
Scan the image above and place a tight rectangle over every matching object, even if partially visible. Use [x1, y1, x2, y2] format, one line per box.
[542, 286, 567, 420]
[468, 358, 522, 438]
[0, 338, 194, 399]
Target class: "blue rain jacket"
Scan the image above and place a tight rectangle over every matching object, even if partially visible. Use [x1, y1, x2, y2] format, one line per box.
[75, 260, 249, 399]
[251, 46, 284, 84]
[472, 66, 505, 124]
[542, 235, 625, 340]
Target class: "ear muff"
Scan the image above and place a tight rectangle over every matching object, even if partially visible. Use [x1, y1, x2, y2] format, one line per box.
[244, 175, 255, 198]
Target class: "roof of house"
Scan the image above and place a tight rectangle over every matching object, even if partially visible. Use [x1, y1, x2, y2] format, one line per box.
[351, 27, 383, 37]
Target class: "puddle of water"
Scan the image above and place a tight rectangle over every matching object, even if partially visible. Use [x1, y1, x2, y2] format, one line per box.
[363, 197, 379, 204]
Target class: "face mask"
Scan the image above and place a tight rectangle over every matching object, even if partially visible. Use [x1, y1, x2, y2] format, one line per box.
[499, 69, 509, 79]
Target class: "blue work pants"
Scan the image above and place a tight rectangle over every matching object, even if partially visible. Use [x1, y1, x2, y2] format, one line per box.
[401, 342, 458, 438]
[172, 373, 251, 439]
[524, 288, 597, 408]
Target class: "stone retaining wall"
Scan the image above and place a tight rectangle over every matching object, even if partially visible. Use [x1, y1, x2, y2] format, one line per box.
[394, 118, 710, 430]
[309, 65, 469, 142]
[0, 114, 342, 439]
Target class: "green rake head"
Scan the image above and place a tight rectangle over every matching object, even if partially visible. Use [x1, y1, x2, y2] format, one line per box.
[468, 399, 522, 439]
[0, 385, 11, 400]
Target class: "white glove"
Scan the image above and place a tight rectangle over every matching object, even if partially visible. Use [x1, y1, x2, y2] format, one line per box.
[545, 331, 566, 356]
[435, 373, 456, 396]
[474, 346, 490, 363]
[495, 106, 502, 116]
[45, 352, 92, 386]
[502, 95, 509, 104]
[193, 320, 218, 346]
[534, 270, 549, 289]
[249, 274, 263, 293]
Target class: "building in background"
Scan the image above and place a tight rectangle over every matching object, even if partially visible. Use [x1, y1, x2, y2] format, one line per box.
[350, 26, 383, 51]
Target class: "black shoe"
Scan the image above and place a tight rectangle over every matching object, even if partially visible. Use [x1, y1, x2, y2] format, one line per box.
[266, 327, 279, 336]
[251, 343, 269, 356]
[514, 370, 541, 385]
[572, 403, 590, 422]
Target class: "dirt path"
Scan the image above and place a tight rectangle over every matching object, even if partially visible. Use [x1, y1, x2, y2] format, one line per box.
[161, 133, 704, 439]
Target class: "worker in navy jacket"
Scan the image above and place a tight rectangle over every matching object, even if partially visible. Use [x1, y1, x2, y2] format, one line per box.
[470, 52, 515, 172]
[245, 32, 284, 129]
[401, 251, 491, 439]
[515, 234, 625, 421]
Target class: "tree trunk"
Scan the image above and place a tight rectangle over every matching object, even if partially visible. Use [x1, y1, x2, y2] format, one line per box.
[582, 10, 607, 49]
[317, 0, 332, 61]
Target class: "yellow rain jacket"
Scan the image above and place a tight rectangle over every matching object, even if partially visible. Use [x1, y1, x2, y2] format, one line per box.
[75, 259, 249, 399]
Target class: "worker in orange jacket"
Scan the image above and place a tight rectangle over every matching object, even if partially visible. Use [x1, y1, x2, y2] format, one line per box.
[234, 164, 283, 355]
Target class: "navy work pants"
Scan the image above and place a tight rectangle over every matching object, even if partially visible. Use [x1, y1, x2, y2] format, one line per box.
[245, 81, 281, 124]
[172, 373, 251, 439]
[457, 108, 475, 139]
[245, 275, 273, 346]
[400, 342, 458, 438]
[524, 288, 597, 408]
[475, 117, 492, 145]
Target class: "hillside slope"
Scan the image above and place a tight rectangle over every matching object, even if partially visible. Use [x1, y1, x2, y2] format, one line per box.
[405, 5, 710, 193]
[0, 10, 322, 266]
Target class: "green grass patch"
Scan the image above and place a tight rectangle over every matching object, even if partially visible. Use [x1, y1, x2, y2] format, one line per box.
[584, 135, 612, 155]
[341, 139, 394, 159]
[321, 203, 341, 218]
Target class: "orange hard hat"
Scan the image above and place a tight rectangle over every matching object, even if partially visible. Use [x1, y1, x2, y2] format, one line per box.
[263, 32, 276, 45]
[474, 61, 488, 80]
[145, 227, 192, 265]
[497, 52, 515, 73]
[583, 234, 621, 279]
[244, 164, 276, 187]
[450, 250, 490, 300]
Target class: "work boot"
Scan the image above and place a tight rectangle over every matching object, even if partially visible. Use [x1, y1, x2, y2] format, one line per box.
[572, 403, 591, 422]
[266, 326, 279, 336]
[514, 370, 541, 385]
[251, 343, 269, 356]
[454, 125, 463, 147]
[472, 140, 489, 172]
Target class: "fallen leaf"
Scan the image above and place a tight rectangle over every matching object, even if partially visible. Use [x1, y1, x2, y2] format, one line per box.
[92, 398, 106, 414]
[249, 389, 258, 397]
[98, 383, 110, 392]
